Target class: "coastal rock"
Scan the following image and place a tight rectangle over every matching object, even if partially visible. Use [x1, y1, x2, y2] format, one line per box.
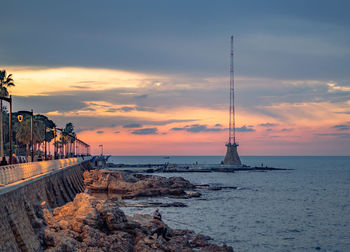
[84, 170, 195, 199]
[121, 201, 188, 208]
[37, 193, 233, 251]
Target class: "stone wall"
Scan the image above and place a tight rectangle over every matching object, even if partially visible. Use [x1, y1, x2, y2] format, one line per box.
[0, 161, 90, 252]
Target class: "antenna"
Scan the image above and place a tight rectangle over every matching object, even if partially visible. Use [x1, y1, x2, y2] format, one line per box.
[229, 35, 236, 145]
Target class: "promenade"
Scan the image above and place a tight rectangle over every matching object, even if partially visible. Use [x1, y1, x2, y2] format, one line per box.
[0, 157, 91, 193]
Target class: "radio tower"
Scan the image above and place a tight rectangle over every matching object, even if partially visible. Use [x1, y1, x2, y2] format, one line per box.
[224, 35, 242, 165]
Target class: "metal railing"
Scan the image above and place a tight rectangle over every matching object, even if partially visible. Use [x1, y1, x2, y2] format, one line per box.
[0, 157, 90, 187]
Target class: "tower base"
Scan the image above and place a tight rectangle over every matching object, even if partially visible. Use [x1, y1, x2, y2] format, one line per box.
[223, 143, 241, 165]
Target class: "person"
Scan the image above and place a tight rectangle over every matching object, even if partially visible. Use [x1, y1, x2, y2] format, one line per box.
[151, 209, 170, 241]
[11, 154, 18, 164]
[153, 208, 162, 221]
[0, 157, 8, 166]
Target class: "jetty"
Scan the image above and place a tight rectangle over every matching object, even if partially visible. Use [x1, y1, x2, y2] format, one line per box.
[105, 162, 289, 173]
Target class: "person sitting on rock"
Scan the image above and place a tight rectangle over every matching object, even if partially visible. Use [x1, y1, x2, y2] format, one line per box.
[153, 208, 162, 221]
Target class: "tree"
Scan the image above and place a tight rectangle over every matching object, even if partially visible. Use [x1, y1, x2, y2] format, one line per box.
[34, 114, 56, 156]
[16, 119, 31, 157]
[0, 70, 15, 157]
[63, 122, 75, 156]
[16, 117, 46, 157]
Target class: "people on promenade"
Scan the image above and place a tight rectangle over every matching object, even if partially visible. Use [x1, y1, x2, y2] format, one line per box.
[0, 157, 7, 166]
[11, 154, 18, 164]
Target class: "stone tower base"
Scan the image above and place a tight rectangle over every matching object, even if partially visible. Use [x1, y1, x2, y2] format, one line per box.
[223, 143, 242, 165]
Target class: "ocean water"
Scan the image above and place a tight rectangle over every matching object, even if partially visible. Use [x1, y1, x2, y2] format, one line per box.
[109, 156, 350, 252]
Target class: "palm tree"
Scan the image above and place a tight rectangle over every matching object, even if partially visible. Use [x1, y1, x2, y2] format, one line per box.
[16, 118, 45, 158]
[0, 70, 15, 157]
[16, 119, 31, 157]
[63, 122, 74, 156]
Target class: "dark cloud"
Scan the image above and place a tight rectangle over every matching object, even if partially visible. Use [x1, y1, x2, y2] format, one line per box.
[131, 128, 158, 135]
[1, 1, 349, 80]
[332, 124, 350, 131]
[316, 133, 350, 137]
[114, 131, 120, 134]
[80, 107, 96, 111]
[105, 108, 118, 113]
[105, 106, 154, 113]
[123, 123, 143, 128]
[48, 115, 195, 132]
[120, 106, 134, 112]
[259, 123, 278, 127]
[70, 85, 90, 89]
[96, 130, 104, 134]
[13, 95, 87, 113]
[171, 124, 224, 133]
[135, 94, 148, 99]
[266, 128, 272, 132]
[236, 126, 255, 132]
[215, 123, 222, 127]
[281, 128, 293, 132]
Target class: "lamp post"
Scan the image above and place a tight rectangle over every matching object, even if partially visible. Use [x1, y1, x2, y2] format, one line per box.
[44, 127, 50, 159]
[0, 95, 12, 164]
[54, 128, 57, 159]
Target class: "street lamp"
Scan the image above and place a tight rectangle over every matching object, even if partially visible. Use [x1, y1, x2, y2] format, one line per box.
[0, 95, 12, 164]
[17, 110, 34, 162]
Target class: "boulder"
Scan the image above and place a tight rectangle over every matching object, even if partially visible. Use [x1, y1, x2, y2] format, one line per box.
[84, 170, 196, 199]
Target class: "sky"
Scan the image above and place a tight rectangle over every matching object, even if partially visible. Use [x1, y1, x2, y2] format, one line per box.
[1, 0, 350, 155]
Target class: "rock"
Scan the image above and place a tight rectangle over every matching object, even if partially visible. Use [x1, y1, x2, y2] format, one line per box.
[121, 201, 187, 208]
[84, 170, 196, 199]
[195, 184, 237, 190]
[185, 191, 202, 197]
[208, 186, 222, 191]
[32, 179, 234, 251]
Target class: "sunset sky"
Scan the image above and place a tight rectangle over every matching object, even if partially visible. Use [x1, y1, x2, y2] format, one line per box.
[1, 0, 349, 155]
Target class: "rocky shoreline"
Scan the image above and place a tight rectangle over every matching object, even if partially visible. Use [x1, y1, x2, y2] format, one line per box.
[34, 169, 234, 251]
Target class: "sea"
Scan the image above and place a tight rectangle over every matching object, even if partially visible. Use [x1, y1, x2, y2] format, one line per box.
[108, 156, 350, 252]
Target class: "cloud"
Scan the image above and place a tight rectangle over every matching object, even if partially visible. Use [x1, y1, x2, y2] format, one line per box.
[105, 108, 118, 113]
[316, 133, 350, 138]
[281, 128, 293, 132]
[215, 123, 222, 127]
[96, 130, 104, 134]
[114, 131, 120, 134]
[332, 124, 350, 131]
[236, 125, 255, 132]
[80, 107, 96, 111]
[259, 123, 278, 127]
[135, 94, 148, 99]
[48, 115, 195, 132]
[131, 128, 158, 135]
[70, 85, 90, 89]
[120, 106, 134, 112]
[171, 124, 224, 133]
[266, 128, 272, 132]
[123, 123, 143, 128]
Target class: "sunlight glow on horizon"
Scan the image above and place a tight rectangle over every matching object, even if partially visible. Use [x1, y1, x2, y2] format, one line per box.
[3, 65, 350, 155]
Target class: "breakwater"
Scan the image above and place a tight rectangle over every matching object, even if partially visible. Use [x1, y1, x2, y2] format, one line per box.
[0, 159, 91, 251]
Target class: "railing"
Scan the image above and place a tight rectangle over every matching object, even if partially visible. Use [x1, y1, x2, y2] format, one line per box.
[0, 157, 90, 187]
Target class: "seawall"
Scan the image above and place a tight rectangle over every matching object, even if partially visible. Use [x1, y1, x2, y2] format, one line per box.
[0, 160, 90, 252]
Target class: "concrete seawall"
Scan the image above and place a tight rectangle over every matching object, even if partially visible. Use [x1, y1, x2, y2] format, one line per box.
[0, 161, 90, 251]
